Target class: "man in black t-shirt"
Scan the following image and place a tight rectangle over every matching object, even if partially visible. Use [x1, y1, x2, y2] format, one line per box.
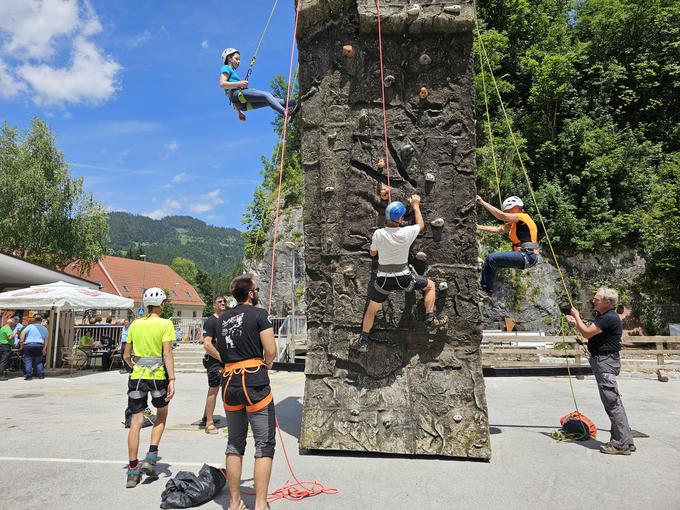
[199, 295, 228, 433]
[567, 287, 634, 455]
[203, 275, 276, 510]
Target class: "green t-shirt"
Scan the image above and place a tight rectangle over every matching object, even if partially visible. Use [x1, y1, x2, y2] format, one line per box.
[78, 335, 94, 348]
[128, 316, 174, 380]
[0, 325, 13, 346]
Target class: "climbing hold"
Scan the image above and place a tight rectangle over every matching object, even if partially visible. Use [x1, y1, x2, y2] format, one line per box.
[425, 172, 436, 182]
[453, 414, 463, 423]
[327, 131, 337, 143]
[443, 4, 461, 15]
[342, 266, 355, 278]
[383, 418, 392, 428]
[351, 409, 360, 416]
[384, 75, 396, 88]
[419, 54, 431, 66]
[379, 186, 390, 201]
[342, 44, 355, 58]
[415, 251, 427, 262]
[407, 4, 421, 17]
[377, 158, 385, 169]
[419, 87, 429, 100]
[439, 281, 448, 291]
[324, 186, 335, 193]
[401, 144, 414, 158]
[358, 109, 369, 126]
[431, 217, 444, 228]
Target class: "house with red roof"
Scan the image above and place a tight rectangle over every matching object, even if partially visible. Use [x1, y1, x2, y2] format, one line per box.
[65, 255, 205, 318]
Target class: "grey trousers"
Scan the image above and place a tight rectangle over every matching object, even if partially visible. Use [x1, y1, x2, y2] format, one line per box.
[225, 401, 276, 458]
[589, 353, 633, 449]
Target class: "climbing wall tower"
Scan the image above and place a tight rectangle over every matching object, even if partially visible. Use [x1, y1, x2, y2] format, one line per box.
[298, 0, 490, 459]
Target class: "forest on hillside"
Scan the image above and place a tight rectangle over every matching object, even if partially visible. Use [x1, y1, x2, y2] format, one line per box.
[242, 0, 679, 329]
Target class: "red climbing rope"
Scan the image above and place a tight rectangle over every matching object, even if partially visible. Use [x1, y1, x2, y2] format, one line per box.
[375, 0, 392, 202]
[259, 0, 338, 504]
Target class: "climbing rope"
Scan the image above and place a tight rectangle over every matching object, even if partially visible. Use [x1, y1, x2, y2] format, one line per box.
[375, 0, 392, 202]
[473, 0, 588, 414]
[244, 0, 281, 81]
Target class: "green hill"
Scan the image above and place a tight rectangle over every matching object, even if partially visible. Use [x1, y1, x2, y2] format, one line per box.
[107, 212, 243, 275]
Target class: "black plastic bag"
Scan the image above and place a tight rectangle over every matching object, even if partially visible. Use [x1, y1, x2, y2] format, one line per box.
[160, 464, 226, 509]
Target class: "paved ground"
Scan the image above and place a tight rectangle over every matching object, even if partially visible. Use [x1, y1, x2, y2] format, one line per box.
[1, 369, 678, 510]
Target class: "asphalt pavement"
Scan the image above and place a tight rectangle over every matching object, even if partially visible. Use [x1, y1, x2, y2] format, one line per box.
[0, 369, 678, 510]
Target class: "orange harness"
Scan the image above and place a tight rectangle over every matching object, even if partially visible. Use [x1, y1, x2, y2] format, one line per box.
[222, 358, 273, 413]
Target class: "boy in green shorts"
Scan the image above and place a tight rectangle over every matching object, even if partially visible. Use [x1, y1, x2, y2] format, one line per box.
[123, 288, 176, 488]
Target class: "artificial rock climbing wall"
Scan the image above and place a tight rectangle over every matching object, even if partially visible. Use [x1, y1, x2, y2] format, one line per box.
[298, 0, 490, 459]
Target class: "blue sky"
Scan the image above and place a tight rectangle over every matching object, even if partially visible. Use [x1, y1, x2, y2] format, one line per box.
[0, 0, 298, 229]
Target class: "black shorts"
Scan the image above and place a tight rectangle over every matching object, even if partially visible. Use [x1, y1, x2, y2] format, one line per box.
[203, 356, 222, 388]
[127, 378, 169, 414]
[368, 273, 429, 303]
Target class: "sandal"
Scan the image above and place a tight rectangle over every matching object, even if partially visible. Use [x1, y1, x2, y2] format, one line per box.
[205, 424, 219, 435]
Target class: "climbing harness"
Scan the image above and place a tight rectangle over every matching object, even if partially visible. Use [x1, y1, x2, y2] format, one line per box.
[128, 356, 166, 400]
[221, 358, 273, 413]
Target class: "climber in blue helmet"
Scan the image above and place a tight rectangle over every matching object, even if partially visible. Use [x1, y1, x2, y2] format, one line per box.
[349, 195, 448, 353]
[219, 48, 299, 122]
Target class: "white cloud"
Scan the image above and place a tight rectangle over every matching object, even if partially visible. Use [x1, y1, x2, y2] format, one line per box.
[165, 140, 179, 152]
[0, 0, 120, 106]
[128, 30, 151, 48]
[145, 198, 181, 220]
[170, 172, 189, 184]
[201, 39, 208, 49]
[190, 189, 223, 213]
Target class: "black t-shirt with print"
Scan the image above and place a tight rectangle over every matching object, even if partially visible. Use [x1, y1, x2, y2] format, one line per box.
[204, 303, 273, 386]
[202, 314, 222, 367]
[588, 309, 622, 355]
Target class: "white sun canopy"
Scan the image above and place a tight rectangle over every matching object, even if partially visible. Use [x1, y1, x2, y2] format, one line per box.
[0, 281, 134, 310]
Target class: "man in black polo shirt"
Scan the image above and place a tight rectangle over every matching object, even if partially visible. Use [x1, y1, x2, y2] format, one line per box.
[567, 287, 634, 455]
[203, 275, 276, 510]
[199, 295, 228, 434]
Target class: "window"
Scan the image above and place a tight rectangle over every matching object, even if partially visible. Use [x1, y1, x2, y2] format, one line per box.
[123, 285, 130, 292]
[192, 311, 197, 318]
[177, 310, 182, 317]
[171, 290, 178, 297]
[186, 291, 192, 298]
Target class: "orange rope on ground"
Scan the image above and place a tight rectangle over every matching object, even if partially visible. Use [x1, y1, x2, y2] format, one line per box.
[376, 0, 392, 202]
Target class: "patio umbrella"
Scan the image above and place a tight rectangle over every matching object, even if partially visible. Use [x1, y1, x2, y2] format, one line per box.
[0, 281, 134, 366]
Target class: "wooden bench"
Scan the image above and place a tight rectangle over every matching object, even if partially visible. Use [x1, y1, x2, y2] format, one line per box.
[482, 335, 680, 382]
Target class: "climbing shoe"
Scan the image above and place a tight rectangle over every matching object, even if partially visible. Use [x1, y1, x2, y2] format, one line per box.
[140, 451, 159, 477]
[478, 289, 491, 301]
[425, 314, 448, 334]
[349, 333, 369, 353]
[126, 464, 142, 488]
[599, 443, 631, 456]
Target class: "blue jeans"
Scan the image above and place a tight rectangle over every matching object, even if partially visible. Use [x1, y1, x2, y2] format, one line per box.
[23, 344, 44, 378]
[480, 250, 538, 293]
[232, 88, 296, 116]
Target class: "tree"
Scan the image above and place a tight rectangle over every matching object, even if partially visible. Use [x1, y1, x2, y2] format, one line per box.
[0, 118, 108, 272]
[160, 288, 175, 319]
[170, 257, 198, 286]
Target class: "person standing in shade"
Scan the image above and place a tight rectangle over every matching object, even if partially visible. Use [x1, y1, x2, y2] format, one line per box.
[199, 295, 228, 434]
[567, 287, 634, 455]
[0, 316, 19, 380]
[19, 315, 49, 380]
[203, 276, 276, 510]
[123, 288, 176, 488]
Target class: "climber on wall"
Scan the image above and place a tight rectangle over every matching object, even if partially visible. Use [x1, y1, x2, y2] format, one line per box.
[349, 195, 448, 353]
[475, 195, 540, 300]
[219, 48, 299, 122]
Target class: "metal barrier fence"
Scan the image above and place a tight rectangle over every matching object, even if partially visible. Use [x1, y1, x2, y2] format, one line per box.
[72, 324, 124, 348]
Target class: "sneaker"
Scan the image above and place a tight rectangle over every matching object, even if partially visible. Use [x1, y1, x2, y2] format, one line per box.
[24, 376, 32, 381]
[600, 443, 631, 456]
[478, 289, 492, 301]
[126, 465, 142, 488]
[425, 314, 448, 334]
[140, 452, 158, 477]
[198, 416, 207, 428]
[349, 333, 369, 353]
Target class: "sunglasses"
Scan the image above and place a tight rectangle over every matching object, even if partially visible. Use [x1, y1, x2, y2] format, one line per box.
[251, 287, 260, 292]
[216, 300, 225, 304]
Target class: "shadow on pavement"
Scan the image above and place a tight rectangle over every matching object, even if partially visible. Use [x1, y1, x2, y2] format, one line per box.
[275, 396, 302, 440]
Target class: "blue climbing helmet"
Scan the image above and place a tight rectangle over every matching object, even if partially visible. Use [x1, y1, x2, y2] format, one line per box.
[385, 201, 407, 222]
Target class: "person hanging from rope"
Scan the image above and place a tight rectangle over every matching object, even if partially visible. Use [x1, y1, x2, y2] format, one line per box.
[219, 48, 298, 122]
[203, 275, 277, 510]
[475, 195, 540, 300]
[350, 195, 448, 353]
[123, 288, 176, 488]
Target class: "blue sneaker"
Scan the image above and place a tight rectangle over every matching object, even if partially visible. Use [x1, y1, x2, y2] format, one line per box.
[140, 451, 158, 477]
[126, 464, 142, 488]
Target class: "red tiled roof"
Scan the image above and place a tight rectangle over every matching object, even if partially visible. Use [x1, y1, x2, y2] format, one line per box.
[64, 256, 205, 307]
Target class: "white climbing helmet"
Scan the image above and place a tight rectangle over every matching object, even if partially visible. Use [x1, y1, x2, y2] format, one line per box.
[221, 48, 239, 63]
[502, 195, 524, 211]
[143, 287, 167, 307]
